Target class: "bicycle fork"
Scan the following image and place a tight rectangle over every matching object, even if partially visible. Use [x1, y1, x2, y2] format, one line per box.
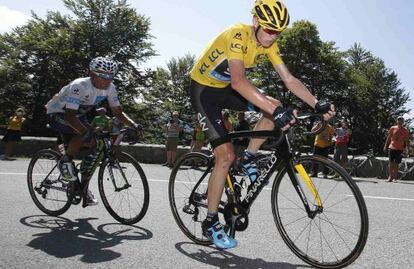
[286, 160, 323, 218]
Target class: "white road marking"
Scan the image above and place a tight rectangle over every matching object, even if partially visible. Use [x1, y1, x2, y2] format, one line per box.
[360, 195, 414, 202]
[3, 172, 413, 201]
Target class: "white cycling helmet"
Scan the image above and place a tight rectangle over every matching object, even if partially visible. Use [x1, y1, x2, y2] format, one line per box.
[89, 57, 118, 75]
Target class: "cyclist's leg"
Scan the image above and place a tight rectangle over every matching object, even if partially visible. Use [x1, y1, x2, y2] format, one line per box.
[224, 90, 278, 182]
[48, 114, 80, 181]
[246, 96, 281, 153]
[189, 80, 237, 249]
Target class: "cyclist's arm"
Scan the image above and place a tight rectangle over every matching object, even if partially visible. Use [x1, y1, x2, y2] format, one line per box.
[229, 60, 277, 115]
[273, 63, 318, 108]
[64, 109, 88, 135]
[111, 106, 136, 127]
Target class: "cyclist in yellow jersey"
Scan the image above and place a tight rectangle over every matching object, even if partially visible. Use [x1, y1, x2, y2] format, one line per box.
[189, 0, 336, 249]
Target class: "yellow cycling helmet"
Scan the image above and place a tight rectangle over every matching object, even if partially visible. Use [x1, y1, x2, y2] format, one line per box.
[252, 0, 290, 32]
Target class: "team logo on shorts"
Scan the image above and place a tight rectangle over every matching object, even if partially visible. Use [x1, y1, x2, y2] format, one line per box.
[197, 113, 209, 132]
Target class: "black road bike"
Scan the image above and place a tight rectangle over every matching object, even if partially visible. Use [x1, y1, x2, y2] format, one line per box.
[27, 129, 150, 225]
[168, 114, 369, 269]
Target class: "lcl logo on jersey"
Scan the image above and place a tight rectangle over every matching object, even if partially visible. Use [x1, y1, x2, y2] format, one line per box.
[197, 113, 209, 132]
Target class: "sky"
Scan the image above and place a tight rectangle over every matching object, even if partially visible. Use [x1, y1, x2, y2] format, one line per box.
[1, 0, 413, 119]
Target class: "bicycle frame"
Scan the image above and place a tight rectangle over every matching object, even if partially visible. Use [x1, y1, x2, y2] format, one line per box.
[80, 133, 132, 190]
[188, 129, 324, 225]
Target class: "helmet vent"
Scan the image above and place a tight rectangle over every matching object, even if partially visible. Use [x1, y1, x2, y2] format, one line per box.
[255, 6, 267, 20]
[263, 5, 277, 25]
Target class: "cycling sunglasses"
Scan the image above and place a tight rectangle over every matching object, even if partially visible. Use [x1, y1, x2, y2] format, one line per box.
[262, 27, 281, 36]
[93, 72, 114, 80]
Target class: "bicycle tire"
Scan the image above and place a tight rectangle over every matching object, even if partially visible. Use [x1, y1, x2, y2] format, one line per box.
[98, 151, 149, 225]
[169, 152, 217, 245]
[27, 149, 72, 216]
[271, 155, 369, 268]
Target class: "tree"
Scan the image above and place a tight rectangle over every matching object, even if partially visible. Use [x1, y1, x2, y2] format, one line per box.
[251, 20, 349, 113]
[0, 0, 155, 135]
[136, 54, 195, 144]
[344, 44, 410, 154]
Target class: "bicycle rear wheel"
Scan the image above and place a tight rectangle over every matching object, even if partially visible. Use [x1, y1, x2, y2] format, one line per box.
[27, 149, 72, 216]
[98, 152, 149, 225]
[271, 155, 369, 268]
[169, 152, 217, 245]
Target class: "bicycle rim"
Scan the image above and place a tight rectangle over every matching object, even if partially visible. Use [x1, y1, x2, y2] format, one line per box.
[98, 152, 149, 225]
[271, 155, 369, 268]
[168, 152, 215, 245]
[27, 149, 72, 216]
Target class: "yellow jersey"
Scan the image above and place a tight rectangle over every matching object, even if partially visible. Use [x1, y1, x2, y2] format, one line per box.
[190, 24, 284, 88]
[7, 116, 25, 131]
[314, 124, 334, 148]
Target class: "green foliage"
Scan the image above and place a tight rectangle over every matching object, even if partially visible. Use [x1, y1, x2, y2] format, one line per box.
[131, 54, 196, 144]
[249, 21, 410, 154]
[344, 44, 410, 153]
[0, 0, 155, 135]
[0, 6, 410, 152]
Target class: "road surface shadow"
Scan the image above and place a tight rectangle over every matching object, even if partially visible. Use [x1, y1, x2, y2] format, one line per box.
[20, 215, 152, 263]
[175, 242, 310, 269]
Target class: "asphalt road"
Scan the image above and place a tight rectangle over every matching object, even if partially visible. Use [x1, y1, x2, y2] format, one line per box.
[0, 158, 413, 269]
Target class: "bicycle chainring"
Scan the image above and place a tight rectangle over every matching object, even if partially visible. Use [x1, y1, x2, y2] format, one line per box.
[223, 203, 249, 232]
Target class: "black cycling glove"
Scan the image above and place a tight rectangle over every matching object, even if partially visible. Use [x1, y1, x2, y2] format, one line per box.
[273, 107, 295, 129]
[315, 101, 333, 114]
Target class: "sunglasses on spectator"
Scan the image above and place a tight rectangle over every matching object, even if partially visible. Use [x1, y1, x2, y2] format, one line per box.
[94, 72, 114, 80]
[262, 27, 281, 36]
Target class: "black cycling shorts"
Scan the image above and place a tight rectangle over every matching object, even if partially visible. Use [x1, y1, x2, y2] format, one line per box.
[389, 149, 403, 164]
[189, 79, 259, 148]
[47, 113, 91, 146]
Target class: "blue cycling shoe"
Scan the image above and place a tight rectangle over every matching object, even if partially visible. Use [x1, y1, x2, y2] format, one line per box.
[240, 151, 258, 183]
[202, 220, 237, 249]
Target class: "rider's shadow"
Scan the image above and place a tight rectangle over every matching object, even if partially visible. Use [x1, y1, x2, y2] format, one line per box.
[175, 242, 310, 269]
[20, 215, 152, 263]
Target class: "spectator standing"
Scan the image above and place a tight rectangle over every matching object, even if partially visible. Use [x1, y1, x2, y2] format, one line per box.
[0, 108, 26, 160]
[384, 116, 410, 182]
[311, 122, 334, 177]
[163, 111, 183, 168]
[334, 120, 352, 168]
[91, 107, 111, 132]
[233, 112, 250, 158]
[191, 117, 206, 152]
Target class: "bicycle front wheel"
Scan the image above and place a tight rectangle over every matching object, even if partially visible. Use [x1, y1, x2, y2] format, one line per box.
[27, 149, 72, 216]
[271, 155, 369, 269]
[98, 152, 149, 225]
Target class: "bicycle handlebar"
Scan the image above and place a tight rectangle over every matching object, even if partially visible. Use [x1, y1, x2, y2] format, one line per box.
[228, 112, 327, 149]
